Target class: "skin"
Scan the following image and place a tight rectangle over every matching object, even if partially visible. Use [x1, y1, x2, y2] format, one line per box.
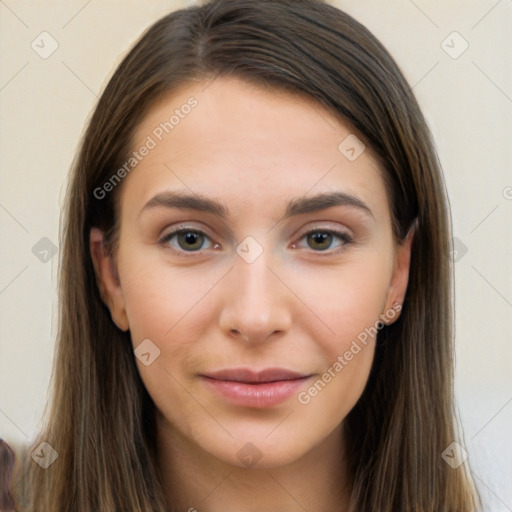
[90, 76, 413, 512]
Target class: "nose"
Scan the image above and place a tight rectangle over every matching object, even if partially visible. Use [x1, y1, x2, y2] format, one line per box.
[218, 247, 293, 345]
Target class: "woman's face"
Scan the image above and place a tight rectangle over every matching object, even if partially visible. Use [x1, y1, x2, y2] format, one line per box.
[91, 76, 412, 469]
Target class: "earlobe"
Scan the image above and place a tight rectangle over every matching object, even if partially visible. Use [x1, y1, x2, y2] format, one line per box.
[89, 227, 130, 332]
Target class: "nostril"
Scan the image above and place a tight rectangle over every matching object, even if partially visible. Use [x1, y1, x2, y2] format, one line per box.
[230, 329, 250, 342]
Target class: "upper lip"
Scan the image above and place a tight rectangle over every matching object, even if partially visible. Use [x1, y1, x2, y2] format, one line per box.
[200, 368, 311, 383]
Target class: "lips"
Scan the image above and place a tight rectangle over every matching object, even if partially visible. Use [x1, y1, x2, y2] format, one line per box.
[199, 367, 313, 408]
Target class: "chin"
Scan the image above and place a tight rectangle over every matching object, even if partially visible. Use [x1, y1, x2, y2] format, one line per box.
[197, 428, 316, 470]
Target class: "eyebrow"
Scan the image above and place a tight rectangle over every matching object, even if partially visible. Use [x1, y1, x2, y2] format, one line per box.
[137, 190, 374, 221]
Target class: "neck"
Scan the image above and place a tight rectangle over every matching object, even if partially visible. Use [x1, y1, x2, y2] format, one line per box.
[156, 414, 353, 512]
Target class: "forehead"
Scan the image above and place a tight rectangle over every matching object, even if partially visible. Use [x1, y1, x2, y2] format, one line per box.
[121, 76, 389, 223]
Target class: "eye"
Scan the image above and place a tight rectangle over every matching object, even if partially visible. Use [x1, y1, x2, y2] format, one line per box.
[159, 226, 353, 257]
[159, 227, 217, 255]
[293, 228, 353, 253]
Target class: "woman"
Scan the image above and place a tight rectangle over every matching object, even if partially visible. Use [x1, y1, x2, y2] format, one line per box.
[15, 0, 481, 510]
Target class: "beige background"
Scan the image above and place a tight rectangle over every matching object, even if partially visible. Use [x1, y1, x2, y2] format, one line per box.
[1, 0, 511, 509]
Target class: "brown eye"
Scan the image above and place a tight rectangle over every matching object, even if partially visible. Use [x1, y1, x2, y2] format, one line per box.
[307, 232, 333, 251]
[160, 228, 213, 254]
[176, 231, 204, 251]
[297, 229, 353, 253]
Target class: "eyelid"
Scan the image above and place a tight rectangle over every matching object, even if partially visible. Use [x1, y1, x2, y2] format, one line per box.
[159, 222, 213, 240]
[295, 222, 352, 239]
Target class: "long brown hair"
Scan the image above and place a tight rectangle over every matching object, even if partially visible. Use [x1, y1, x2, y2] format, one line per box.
[15, 0, 481, 510]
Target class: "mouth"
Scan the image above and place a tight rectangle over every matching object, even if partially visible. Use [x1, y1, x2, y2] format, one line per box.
[199, 367, 314, 408]
[201, 367, 311, 383]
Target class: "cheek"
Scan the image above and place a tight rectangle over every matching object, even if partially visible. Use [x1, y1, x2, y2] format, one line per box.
[119, 251, 225, 344]
[119, 255, 225, 407]
[295, 341, 375, 441]
[289, 253, 391, 351]
[290, 254, 390, 415]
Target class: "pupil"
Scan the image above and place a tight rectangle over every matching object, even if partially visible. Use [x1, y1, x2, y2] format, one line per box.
[309, 232, 331, 250]
[180, 232, 201, 250]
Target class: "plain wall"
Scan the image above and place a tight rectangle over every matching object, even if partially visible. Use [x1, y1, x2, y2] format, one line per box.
[0, 1, 511, 510]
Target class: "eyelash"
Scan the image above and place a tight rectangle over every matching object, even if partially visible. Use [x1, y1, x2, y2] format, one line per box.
[159, 226, 354, 258]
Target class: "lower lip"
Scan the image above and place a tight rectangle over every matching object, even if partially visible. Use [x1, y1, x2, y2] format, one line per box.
[201, 376, 311, 408]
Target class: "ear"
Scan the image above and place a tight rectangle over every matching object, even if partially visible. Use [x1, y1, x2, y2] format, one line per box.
[89, 227, 129, 332]
[380, 221, 416, 325]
